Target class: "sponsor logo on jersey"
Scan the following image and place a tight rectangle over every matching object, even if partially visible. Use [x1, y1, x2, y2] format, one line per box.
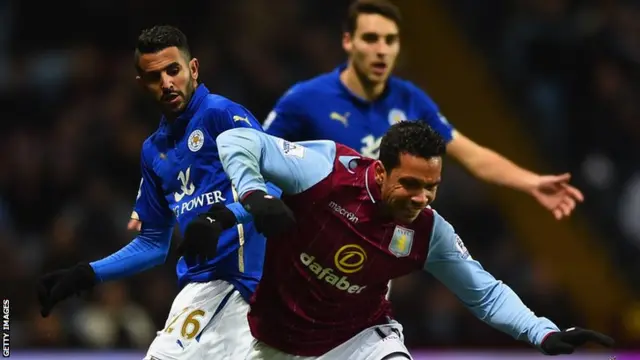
[172, 166, 227, 216]
[328, 201, 359, 223]
[300, 244, 368, 294]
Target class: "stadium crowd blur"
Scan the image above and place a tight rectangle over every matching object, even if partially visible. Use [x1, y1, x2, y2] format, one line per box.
[1, 0, 637, 351]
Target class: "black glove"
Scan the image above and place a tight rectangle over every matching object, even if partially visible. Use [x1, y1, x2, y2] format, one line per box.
[178, 203, 237, 259]
[541, 327, 614, 355]
[242, 190, 295, 237]
[37, 263, 97, 317]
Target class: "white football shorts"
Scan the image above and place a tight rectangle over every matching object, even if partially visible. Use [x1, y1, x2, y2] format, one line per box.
[245, 321, 411, 360]
[144, 280, 252, 360]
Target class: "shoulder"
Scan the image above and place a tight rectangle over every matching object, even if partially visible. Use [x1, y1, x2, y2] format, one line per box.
[197, 94, 259, 130]
[200, 94, 250, 118]
[280, 72, 341, 103]
[388, 76, 438, 107]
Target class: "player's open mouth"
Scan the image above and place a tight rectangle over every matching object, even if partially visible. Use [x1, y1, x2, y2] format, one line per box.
[163, 93, 180, 104]
[371, 62, 387, 75]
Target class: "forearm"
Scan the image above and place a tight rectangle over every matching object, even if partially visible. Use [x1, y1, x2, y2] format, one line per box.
[466, 146, 539, 192]
[467, 279, 559, 346]
[90, 227, 172, 282]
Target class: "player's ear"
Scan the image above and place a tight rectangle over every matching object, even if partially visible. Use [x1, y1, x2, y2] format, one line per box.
[342, 32, 353, 53]
[189, 58, 199, 81]
[374, 160, 386, 186]
[135, 75, 145, 90]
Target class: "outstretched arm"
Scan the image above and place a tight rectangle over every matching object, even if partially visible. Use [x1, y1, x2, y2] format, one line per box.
[446, 131, 583, 220]
[424, 210, 558, 348]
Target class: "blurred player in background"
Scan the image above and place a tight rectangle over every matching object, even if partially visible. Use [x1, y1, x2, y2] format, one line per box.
[263, 0, 583, 221]
[202, 122, 612, 359]
[37, 25, 281, 360]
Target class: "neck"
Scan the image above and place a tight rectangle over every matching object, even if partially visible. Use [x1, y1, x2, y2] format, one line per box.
[340, 64, 385, 101]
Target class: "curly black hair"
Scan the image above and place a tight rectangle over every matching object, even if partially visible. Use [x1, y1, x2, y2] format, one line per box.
[378, 121, 446, 171]
[134, 25, 191, 69]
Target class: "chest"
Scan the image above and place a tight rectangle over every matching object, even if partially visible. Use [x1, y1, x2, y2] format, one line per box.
[285, 189, 430, 284]
[150, 126, 229, 206]
[307, 98, 421, 158]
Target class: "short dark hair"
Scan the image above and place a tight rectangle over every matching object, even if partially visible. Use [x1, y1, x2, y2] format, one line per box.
[344, 0, 402, 34]
[134, 25, 191, 69]
[379, 121, 446, 171]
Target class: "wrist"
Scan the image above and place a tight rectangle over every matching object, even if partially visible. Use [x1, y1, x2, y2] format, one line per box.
[523, 174, 542, 194]
[77, 262, 98, 287]
[241, 189, 267, 202]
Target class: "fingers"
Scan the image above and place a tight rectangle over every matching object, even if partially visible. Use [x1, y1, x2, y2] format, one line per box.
[550, 173, 571, 183]
[576, 330, 614, 347]
[558, 197, 576, 218]
[551, 340, 575, 355]
[563, 328, 615, 348]
[127, 219, 142, 232]
[553, 208, 563, 220]
[562, 184, 584, 202]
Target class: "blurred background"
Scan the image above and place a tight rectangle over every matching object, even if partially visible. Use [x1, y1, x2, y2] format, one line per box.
[1, 0, 638, 358]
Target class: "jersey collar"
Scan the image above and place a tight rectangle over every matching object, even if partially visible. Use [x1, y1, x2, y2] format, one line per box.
[365, 164, 381, 203]
[160, 83, 209, 138]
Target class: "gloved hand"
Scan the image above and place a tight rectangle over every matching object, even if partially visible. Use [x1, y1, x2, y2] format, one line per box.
[242, 190, 295, 237]
[37, 263, 97, 317]
[541, 327, 614, 355]
[178, 203, 237, 259]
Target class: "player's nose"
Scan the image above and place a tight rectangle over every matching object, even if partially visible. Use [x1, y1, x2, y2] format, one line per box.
[410, 193, 428, 208]
[160, 72, 174, 91]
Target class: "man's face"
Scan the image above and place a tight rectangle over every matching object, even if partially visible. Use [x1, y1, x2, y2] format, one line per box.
[343, 13, 400, 86]
[136, 46, 199, 114]
[375, 153, 442, 224]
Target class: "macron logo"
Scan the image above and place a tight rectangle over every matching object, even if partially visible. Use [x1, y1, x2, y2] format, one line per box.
[338, 156, 360, 174]
[328, 201, 359, 224]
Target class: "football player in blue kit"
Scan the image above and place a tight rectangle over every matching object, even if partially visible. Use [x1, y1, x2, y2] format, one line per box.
[37, 25, 281, 360]
[263, 0, 583, 221]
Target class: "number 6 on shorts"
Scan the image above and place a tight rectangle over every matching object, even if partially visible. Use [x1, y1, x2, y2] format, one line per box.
[164, 308, 206, 340]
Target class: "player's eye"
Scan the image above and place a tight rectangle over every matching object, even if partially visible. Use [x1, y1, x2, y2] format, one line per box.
[399, 178, 421, 191]
[361, 33, 379, 44]
[166, 65, 180, 76]
[385, 35, 398, 45]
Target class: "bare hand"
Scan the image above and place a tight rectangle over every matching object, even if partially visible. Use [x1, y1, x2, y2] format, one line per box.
[127, 218, 142, 232]
[530, 173, 584, 220]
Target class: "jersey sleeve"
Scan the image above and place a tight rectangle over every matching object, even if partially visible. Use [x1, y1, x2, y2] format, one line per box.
[408, 83, 455, 143]
[133, 149, 175, 227]
[423, 210, 559, 347]
[217, 128, 335, 198]
[262, 87, 308, 141]
[90, 225, 173, 282]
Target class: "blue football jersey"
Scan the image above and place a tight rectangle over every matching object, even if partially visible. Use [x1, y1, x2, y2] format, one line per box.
[263, 64, 455, 158]
[133, 84, 279, 301]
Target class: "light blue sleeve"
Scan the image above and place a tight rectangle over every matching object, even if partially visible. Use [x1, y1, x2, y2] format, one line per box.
[424, 210, 559, 347]
[217, 128, 336, 198]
